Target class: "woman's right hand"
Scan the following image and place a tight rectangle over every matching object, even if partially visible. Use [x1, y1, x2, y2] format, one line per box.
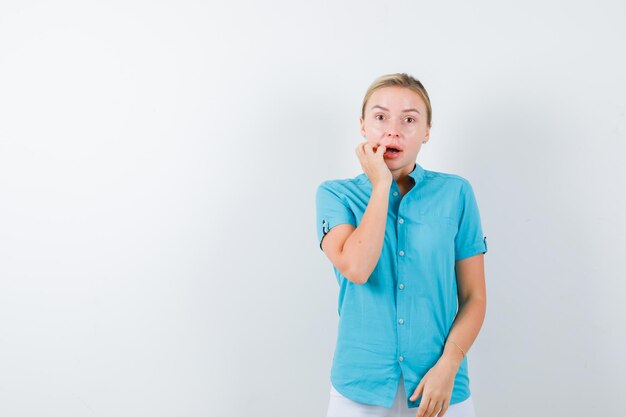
[355, 141, 393, 188]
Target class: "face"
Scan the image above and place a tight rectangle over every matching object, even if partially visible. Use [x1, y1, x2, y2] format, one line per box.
[360, 86, 431, 175]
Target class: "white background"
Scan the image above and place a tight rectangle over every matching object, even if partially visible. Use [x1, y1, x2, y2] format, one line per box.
[1, 1, 625, 416]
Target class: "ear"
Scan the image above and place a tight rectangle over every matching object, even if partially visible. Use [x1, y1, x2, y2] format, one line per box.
[424, 124, 431, 141]
[359, 116, 366, 137]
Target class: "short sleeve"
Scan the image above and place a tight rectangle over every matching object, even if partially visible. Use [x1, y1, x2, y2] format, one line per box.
[454, 180, 488, 261]
[315, 182, 356, 251]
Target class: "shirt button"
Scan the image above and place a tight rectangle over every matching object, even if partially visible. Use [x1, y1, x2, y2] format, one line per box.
[399, 283, 404, 290]
[398, 319, 404, 325]
[398, 218, 404, 224]
[393, 191, 398, 196]
[399, 250, 405, 256]
[399, 356, 404, 362]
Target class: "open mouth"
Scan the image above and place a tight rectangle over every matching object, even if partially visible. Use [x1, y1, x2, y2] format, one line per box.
[383, 146, 402, 158]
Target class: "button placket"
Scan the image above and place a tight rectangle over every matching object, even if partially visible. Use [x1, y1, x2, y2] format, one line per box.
[397, 216, 405, 290]
[396, 203, 409, 369]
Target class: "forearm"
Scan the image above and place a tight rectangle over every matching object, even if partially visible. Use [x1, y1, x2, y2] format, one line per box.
[342, 184, 390, 284]
[437, 296, 486, 371]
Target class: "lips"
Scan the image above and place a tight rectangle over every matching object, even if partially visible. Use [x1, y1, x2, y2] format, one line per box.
[380, 143, 402, 151]
[383, 146, 402, 159]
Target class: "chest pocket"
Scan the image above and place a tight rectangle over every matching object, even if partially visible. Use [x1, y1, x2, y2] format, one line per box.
[408, 212, 458, 256]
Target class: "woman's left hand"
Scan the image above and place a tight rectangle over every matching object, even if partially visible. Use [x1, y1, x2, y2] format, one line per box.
[409, 360, 457, 417]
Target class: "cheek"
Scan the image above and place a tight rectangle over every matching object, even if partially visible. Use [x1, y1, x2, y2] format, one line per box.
[367, 124, 383, 133]
[405, 125, 423, 133]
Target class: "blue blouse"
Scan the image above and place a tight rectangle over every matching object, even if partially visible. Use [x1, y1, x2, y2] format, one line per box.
[315, 162, 488, 409]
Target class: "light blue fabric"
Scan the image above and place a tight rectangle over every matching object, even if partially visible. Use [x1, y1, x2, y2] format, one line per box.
[315, 162, 488, 409]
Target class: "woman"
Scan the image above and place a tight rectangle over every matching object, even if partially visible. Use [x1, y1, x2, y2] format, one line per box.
[316, 73, 488, 417]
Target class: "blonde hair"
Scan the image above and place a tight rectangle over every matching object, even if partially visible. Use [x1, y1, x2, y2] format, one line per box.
[361, 73, 432, 126]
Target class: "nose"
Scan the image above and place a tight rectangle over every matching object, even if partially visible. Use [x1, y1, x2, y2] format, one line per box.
[386, 119, 401, 137]
[386, 128, 400, 138]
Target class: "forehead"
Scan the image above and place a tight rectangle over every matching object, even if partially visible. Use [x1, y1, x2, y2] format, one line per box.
[368, 86, 426, 112]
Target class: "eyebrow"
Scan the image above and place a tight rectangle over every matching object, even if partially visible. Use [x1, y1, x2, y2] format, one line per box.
[370, 105, 420, 114]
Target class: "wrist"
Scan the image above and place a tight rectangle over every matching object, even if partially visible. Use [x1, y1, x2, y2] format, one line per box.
[438, 341, 465, 370]
[372, 182, 391, 191]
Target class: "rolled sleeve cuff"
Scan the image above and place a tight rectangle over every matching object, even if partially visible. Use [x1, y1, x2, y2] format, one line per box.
[319, 220, 354, 251]
[455, 236, 488, 261]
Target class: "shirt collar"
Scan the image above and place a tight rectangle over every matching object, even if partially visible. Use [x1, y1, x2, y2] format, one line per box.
[409, 161, 425, 183]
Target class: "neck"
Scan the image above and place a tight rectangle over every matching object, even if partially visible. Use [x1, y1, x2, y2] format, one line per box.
[391, 163, 415, 185]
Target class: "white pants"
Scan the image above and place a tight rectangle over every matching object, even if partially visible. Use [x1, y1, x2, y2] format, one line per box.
[326, 375, 476, 417]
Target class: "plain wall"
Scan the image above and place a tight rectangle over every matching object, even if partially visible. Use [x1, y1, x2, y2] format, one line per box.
[1, 1, 625, 416]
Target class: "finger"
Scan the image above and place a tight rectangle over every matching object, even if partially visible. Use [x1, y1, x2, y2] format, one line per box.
[376, 144, 386, 157]
[355, 143, 364, 156]
[416, 397, 431, 417]
[363, 143, 373, 155]
[427, 400, 442, 417]
[426, 399, 439, 417]
[438, 399, 449, 417]
[410, 382, 423, 401]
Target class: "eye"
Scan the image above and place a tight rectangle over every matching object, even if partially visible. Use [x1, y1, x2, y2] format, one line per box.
[405, 117, 415, 123]
[375, 114, 384, 120]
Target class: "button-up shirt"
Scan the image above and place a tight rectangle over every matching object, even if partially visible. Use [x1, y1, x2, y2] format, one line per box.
[315, 162, 488, 409]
